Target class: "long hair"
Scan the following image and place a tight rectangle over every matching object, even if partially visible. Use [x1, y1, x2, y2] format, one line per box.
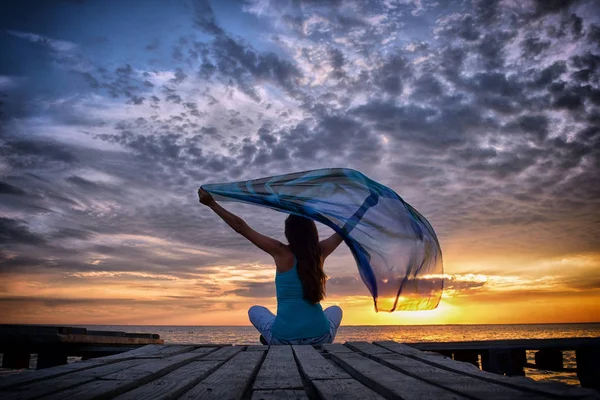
[285, 214, 327, 304]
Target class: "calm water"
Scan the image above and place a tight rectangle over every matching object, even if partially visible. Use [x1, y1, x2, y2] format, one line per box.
[2, 323, 599, 387]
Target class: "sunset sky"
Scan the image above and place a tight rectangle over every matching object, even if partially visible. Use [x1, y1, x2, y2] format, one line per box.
[1, 0, 599, 326]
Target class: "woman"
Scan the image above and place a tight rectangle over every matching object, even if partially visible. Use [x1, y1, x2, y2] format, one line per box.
[198, 188, 343, 345]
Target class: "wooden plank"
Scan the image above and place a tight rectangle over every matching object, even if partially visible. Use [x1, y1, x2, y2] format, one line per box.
[39, 348, 216, 400]
[56, 333, 162, 345]
[251, 390, 308, 400]
[349, 342, 544, 400]
[131, 345, 195, 359]
[405, 337, 600, 351]
[0, 331, 162, 348]
[312, 379, 385, 400]
[329, 351, 468, 400]
[200, 346, 243, 361]
[113, 360, 222, 400]
[178, 350, 265, 400]
[0, 358, 121, 390]
[346, 342, 395, 355]
[253, 346, 303, 390]
[376, 341, 600, 399]
[98, 344, 168, 361]
[322, 344, 354, 353]
[0, 325, 87, 335]
[246, 345, 269, 351]
[294, 346, 383, 400]
[292, 345, 350, 380]
[2, 359, 148, 400]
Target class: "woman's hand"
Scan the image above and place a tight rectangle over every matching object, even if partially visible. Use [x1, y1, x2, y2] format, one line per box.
[198, 188, 215, 206]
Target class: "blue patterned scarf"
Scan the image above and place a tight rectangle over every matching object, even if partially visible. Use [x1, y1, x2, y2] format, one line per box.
[203, 168, 443, 312]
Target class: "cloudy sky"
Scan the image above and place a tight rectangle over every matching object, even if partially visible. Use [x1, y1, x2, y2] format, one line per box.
[1, 0, 599, 326]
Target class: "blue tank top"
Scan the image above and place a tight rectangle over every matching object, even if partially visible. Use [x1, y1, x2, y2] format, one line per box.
[271, 258, 330, 341]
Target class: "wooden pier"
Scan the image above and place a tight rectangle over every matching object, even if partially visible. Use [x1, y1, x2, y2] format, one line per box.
[0, 325, 163, 370]
[1, 341, 599, 400]
[406, 337, 600, 388]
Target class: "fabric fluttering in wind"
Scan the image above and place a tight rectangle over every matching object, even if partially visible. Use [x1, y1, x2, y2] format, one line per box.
[202, 168, 443, 312]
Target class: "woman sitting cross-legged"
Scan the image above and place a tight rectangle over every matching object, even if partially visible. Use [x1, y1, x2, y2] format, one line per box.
[198, 188, 344, 345]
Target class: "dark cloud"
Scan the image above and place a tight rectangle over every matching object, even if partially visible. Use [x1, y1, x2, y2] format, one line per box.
[533, 0, 578, 17]
[530, 61, 567, 88]
[477, 32, 511, 69]
[372, 55, 410, 95]
[504, 114, 550, 142]
[226, 281, 274, 298]
[521, 36, 551, 57]
[171, 68, 188, 84]
[0, 181, 26, 196]
[1, 139, 77, 166]
[210, 35, 303, 97]
[0, 218, 45, 246]
[191, 0, 224, 35]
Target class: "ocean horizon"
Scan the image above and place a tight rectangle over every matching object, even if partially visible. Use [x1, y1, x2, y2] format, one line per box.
[2, 322, 598, 387]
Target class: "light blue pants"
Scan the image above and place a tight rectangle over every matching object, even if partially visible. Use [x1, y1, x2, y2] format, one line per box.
[248, 305, 343, 345]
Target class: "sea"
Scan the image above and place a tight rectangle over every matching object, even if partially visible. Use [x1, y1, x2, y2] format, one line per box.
[1, 323, 599, 387]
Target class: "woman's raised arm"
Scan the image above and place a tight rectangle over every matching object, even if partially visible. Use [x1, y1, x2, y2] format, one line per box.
[198, 188, 287, 258]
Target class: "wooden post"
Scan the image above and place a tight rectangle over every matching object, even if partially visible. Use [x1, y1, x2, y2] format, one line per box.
[481, 349, 525, 376]
[37, 351, 68, 369]
[576, 346, 600, 390]
[453, 350, 479, 368]
[535, 349, 563, 371]
[2, 350, 31, 369]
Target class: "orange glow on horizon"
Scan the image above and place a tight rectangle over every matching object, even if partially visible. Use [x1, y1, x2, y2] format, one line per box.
[1, 253, 599, 326]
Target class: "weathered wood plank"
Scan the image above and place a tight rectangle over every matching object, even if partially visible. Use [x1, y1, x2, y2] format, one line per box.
[113, 360, 222, 400]
[253, 346, 303, 390]
[38, 348, 216, 400]
[346, 342, 395, 355]
[99, 344, 168, 361]
[312, 379, 385, 400]
[251, 389, 308, 400]
[178, 350, 265, 400]
[89, 348, 214, 381]
[200, 346, 243, 361]
[0, 359, 109, 390]
[2, 359, 147, 400]
[0, 325, 87, 336]
[0, 345, 178, 391]
[131, 345, 195, 359]
[321, 344, 354, 353]
[292, 345, 350, 380]
[405, 337, 600, 351]
[246, 345, 268, 351]
[349, 342, 545, 400]
[329, 350, 468, 400]
[375, 341, 600, 399]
